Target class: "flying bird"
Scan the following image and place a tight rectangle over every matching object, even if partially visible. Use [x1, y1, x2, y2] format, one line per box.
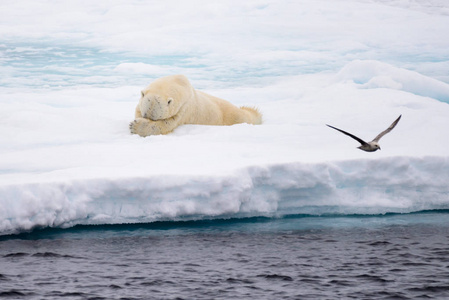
[326, 115, 401, 152]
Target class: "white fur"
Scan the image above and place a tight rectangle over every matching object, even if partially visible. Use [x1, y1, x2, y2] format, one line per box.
[130, 75, 262, 136]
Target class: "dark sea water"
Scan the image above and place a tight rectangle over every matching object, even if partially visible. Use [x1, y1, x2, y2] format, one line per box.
[1, 212, 449, 300]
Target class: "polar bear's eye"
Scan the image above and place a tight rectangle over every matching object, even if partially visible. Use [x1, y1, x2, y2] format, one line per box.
[168, 99, 172, 105]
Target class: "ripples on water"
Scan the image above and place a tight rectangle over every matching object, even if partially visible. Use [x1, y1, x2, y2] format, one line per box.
[1, 213, 449, 299]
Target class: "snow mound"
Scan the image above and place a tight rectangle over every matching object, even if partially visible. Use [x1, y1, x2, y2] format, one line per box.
[1, 157, 448, 235]
[336, 60, 449, 103]
[2, 59, 449, 235]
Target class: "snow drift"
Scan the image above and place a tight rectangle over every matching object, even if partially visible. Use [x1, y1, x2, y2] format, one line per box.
[2, 60, 449, 235]
[1, 156, 449, 235]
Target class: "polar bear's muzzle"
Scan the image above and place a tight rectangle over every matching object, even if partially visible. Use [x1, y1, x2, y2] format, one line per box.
[141, 95, 171, 121]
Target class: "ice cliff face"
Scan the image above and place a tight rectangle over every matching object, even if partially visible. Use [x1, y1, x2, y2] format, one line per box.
[1, 156, 448, 235]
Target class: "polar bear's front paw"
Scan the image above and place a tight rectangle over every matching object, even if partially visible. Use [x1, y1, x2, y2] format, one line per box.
[129, 118, 161, 137]
[129, 118, 147, 136]
[129, 119, 139, 134]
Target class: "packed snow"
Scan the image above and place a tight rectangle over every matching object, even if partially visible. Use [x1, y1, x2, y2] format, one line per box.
[1, 0, 449, 235]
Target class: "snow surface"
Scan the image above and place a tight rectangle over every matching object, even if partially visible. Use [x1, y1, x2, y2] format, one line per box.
[1, 0, 449, 235]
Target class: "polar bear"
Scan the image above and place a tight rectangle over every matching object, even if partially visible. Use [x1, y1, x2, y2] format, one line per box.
[129, 75, 262, 137]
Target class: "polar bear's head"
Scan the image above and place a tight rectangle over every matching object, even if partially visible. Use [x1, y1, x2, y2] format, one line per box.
[139, 75, 193, 121]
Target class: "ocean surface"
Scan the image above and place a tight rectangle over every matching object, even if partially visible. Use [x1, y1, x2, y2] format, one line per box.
[1, 211, 449, 299]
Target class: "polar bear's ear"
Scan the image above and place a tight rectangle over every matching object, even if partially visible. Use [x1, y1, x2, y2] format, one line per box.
[141, 90, 145, 98]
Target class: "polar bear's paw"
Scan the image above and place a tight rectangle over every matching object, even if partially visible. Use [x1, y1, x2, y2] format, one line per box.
[129, 118, 161, 137]
[129, 119, 140, 134]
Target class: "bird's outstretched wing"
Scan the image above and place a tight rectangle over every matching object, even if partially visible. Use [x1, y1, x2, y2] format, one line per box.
[372, 115, 402, 142]
[326, 124, 368, 146]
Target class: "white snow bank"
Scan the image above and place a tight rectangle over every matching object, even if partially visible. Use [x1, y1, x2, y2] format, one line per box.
[336, 60, 449, 103]
[2, 0, 449, 88]
[1, 157, 448, 235]
[1, 61, 449, 235]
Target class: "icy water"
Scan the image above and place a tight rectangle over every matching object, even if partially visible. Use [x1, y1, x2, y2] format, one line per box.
[1, 212, 449, 300]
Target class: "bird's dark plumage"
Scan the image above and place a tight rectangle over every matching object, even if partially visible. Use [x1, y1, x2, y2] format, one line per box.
[327, 115, 402, 152]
